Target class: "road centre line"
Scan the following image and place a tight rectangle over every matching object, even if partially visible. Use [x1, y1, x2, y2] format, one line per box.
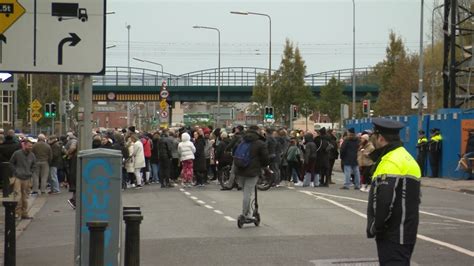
[224, 216, 236, 221]
[180, 189, 235, 223]
[305, 190, 474, 225]
[299, 191, 474, 257]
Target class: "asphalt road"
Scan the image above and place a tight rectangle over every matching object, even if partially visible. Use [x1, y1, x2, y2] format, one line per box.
[15, 172, 474, 266]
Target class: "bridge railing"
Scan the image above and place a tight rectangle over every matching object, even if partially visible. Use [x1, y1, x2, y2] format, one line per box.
[304, 67, 374, 86]
[93, 66, 375, 87]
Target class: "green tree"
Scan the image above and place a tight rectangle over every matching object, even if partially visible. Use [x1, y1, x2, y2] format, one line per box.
[17, 77, 29, 123]
[258, 39, 316, 125]
[318, 77, 347, 125]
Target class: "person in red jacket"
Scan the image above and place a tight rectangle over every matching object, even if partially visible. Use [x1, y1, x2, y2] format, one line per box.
[141, 134, 152, 184]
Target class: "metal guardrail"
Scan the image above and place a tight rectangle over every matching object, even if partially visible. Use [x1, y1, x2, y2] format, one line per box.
[93, 66, 375, 87]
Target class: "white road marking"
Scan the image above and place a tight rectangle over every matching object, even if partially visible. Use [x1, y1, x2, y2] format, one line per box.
[224, 216, 236, 221]
[184, 192, 191, 196]
[214, 210, 224, 215]
[179, 188, 185, 192]
[197, 200, 205, 204]
[204, 205, 214, 209]
[299, 191, 474, 257]
[190, 196, 198, 200]
[306, 191, 474, 225]
[287, 187, 295, 190]
[417, 235, 474, 257]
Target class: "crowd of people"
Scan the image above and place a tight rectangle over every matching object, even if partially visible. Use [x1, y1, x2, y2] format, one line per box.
[0, 122, 447, 221]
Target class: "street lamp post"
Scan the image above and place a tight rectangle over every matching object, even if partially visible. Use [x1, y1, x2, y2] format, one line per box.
[132, 57, 164, 79]
[351, 0, 356, 119]
[126, 24, 131, 127]
[231, 11, 272, 108]
[133, 57, 165, 129]
[193, 25, 221, 128]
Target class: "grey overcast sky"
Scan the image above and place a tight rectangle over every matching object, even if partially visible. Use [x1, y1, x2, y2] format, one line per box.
[105, 0, 439, 75]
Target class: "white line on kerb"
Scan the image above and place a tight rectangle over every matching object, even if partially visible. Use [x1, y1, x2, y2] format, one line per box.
[307, 191, 474, 225]
[224, 216, 236, 221]
[190, 196, 198, 200]
[184, 192, 191, 196]
[204, 205, 214, 209]
[196, 200, 205, 204]
[179, 188, 185, 192]
[214, 210, 224, 215]
[300, 191, 474, 257]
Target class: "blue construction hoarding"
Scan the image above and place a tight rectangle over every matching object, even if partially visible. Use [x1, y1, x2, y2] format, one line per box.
[345, 109, 474, 179]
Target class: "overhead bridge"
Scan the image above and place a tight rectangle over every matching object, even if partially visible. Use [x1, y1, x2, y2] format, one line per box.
[84, 66, 379, 102]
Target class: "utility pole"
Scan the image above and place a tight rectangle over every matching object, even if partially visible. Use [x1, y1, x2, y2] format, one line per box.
[417, 0, 425, 131]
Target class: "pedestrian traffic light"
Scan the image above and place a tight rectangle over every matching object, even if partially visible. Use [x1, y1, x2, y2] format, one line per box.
[362, 100, 370, 114]
[292, 105, 298, 119]
[50, 102, 57, 118]
[44, 103, 51, 118]
[264, 106, 274, 120]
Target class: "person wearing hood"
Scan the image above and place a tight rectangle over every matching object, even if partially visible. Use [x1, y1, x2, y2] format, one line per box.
[340, 128, 361, 190]
[178, 132, 196, 187]
[315, 127, 331, 187]
[302, 133, 317, 187]
[235, 125, 269, 220]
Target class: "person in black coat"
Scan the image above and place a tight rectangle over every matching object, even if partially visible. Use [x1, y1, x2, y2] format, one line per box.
[158, 132, 172, 188]
[193, 129, 207, 186]
[340, 128, 361, 189]
[0, 134, 22, 183]
[315, 128, 331, 187]
[327, 129, 339, 184]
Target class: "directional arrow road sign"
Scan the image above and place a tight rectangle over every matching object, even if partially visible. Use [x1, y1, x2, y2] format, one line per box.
[58, 33, 81, 65]
[0, 0, 105, 74]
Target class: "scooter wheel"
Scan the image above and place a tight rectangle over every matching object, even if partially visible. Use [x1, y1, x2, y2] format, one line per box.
[237, 215, 244, 229]
[254, 213, 260, 226]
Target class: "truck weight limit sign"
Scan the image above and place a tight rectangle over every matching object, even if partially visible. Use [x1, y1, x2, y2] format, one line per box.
[0, 0, 105, 74]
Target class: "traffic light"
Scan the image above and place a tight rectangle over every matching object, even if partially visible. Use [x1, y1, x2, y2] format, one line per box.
[264, 106, 274, 120]
[44, 103, 51, 118]
[50, 102, 57, 117]
[362, 100, 370, 114]
[292, 105, 298, 119]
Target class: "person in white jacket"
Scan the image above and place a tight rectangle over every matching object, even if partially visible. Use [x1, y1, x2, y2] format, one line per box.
[130, 134, 146, 189]
[178, 132, 196, 187]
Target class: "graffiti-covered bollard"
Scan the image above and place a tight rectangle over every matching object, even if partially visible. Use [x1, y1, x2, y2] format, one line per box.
[87, 221, 108, 266]
[3, 200, 17, 266]
[124, 214, 143, 266]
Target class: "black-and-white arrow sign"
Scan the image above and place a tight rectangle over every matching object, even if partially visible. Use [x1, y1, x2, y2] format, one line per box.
[411, 92, 428, 109]
[58, 33, 81, 65]
[0, 34, 6, 64]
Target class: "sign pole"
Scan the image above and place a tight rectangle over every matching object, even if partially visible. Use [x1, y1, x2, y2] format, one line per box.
[59, 75, 63, 136]
[79, 76, 92, 151]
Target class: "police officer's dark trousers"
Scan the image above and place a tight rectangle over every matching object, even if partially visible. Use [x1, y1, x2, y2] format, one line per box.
[429, 150, 440, 177]
[416, 151, 427, 177]
[376, 239, 414, 266]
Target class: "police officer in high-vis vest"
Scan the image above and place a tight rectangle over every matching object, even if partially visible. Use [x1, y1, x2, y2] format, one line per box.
[416, 130, 428, 176]
[428, 128, 442, 177]
[367, 118, 421, 266]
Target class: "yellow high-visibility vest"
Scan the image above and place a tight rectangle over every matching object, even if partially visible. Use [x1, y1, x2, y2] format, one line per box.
[372, 146, 421, 181]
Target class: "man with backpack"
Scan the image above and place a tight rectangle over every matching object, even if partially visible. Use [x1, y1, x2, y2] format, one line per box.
[234, 125, 269, 220]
